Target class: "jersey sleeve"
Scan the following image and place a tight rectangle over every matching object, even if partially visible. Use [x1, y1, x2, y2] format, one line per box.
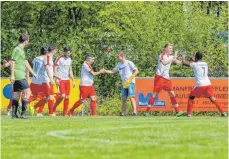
[11, 48, 22, 62]
[24, 53, 27, 60]
[113, 63, 120, 71]
[159, 53, 165, 61]
[83, 63, 92, 72]
[44, 55, 50, 66]
[32, 59, 35, 66]
[189, 62, 195, 68]
[55, 56, 62, 66]
[128, 61, 137, 71]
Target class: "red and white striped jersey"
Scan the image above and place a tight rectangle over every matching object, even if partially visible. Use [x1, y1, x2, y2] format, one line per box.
[155, 53, 174, 80]
[55, 55, 72, 80]
[80, 62, 94, 86]
[43, 55, 54, 83]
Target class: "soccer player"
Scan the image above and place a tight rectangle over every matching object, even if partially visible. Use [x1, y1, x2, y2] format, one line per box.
[182, 51, 227, 117]
[30, 47, 49, 116]
[145, 44, 185, 117]
[2, 60, 13, 116]
[3, 60, 31, 116]
[68, 54, 104, 116]
[104, 51, 139, 116]
[53, 46, 76, 116]
[10, 33, 37, 119]
[32, 45, 57, 116]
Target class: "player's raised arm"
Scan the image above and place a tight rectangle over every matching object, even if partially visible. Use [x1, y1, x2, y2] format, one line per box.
[182, 52, 191, 67]
[160, 55, 175, 65]
[172, 51, 182, 65]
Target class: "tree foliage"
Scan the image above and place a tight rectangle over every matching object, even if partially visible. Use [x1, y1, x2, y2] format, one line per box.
[1, 1, 228, 97]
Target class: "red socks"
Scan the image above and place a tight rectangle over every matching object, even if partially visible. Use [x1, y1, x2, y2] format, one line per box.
[90, 100, 96, 116]
[70, 100, 82, 112]
[48, 100, 54, 114]
[53, 96, 63, 112]
[145, 96, 155, 113]
[34, 98, 46, 109]
[37, 105, 45, 113]
[63, 99, 69, 116]
[28, 96, 37, 104]
[187, 99, 194, 116]
[170, 97, 180, 113]
[212, 100, 224, 114]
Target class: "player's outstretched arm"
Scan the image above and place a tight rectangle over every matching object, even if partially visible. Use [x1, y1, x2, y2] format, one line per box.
[173, 59, 182, 65]
[182, 53, 191, 67]
[89, 68, 105, 76]
[161, 56, 175, 65]
[104, 69, 118, 74]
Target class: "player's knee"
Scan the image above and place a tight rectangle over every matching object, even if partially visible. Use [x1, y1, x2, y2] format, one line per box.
[61, 94, 66, 99]
[209, 97, 215, 102]
[49, 95, 54, 100]
[122, 98, 127, 102]
[168, 91, 175, 97]
[13, 92, 20, 100]
[91, 96, 96, 101]
[152, 92, 158, 97]
[44, 97, 49, 102]
[65, 95, 69, 99]
[23, 90, 31, 99]
[189, 95, 195, 100]
[13, 95, 20, 100]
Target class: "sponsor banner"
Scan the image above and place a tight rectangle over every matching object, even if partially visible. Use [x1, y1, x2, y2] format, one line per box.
[136, 78, 228, 112]
[1, 78, 82, 112]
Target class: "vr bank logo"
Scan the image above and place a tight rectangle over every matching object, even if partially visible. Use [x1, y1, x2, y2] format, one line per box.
[138, 93, 166, 107]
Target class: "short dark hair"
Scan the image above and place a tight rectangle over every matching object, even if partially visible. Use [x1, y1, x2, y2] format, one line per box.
[19, 33, 29, 43]
[40, 47, 48, 55]
[195, 52, 203, 60]
[86, 54, 94, 59]
[64, 46, 71, 52]
[48, 45, 56, 52]
[164, 43, 172, 49]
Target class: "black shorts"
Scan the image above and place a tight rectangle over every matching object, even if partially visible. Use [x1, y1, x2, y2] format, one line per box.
[13, 79, 29, 92]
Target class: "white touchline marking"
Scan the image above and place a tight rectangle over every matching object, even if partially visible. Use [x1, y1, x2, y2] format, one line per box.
[46, 125, 225, 149]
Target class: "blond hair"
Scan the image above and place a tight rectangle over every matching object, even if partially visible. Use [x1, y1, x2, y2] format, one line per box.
[117, 51, 125, 57]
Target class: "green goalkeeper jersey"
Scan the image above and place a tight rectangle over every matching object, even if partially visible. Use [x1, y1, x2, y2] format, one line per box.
[11, 46, 26, 80]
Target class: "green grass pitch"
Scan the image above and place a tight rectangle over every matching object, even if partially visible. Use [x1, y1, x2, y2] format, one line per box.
[1, 116, 228, 159]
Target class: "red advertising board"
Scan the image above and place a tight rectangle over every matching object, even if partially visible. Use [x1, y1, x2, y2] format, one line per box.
[135, 78, 228, 112]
